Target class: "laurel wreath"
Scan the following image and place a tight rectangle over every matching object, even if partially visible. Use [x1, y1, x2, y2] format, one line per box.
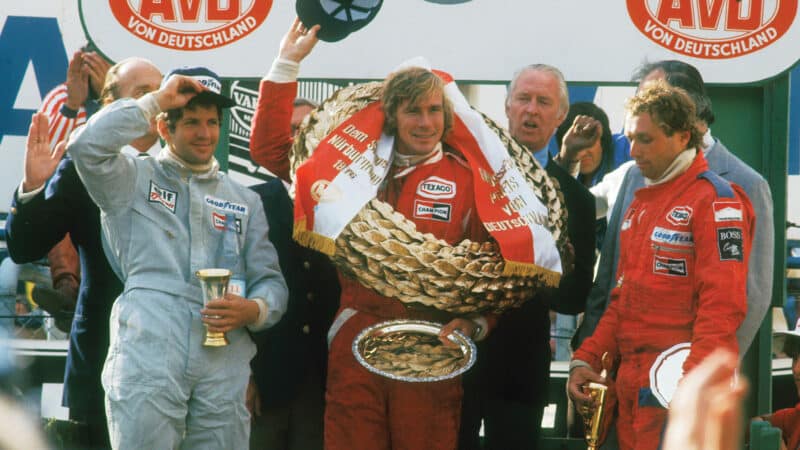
[291, 81, 569, 314]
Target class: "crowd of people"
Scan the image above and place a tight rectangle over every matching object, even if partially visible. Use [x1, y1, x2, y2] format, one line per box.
[0, 12, 794, 450]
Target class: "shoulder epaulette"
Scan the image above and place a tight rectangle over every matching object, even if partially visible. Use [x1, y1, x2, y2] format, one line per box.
[697, 170, 734, 198]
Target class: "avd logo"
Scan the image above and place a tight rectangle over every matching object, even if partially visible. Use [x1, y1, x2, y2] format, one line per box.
[627, 0, 797, 59]
[110, 0, 273, 51]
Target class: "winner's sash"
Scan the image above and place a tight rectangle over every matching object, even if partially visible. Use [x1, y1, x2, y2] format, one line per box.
[293, 68, 562, 280]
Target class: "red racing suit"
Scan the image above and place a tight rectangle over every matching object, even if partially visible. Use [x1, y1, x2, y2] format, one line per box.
[573, 151, 753, 450]
[251, 79, 489, 450]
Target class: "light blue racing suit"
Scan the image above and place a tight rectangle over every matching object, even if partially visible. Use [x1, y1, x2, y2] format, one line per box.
[68, 97, 288, 449]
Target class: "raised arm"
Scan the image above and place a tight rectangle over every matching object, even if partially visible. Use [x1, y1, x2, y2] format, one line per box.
[250, 18, 320, 181]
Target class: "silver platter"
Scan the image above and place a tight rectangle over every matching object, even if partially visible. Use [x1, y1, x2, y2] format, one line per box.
[352, 319, 477, 383]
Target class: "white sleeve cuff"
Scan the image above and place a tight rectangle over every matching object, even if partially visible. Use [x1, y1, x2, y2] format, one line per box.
[246, 297, 269, 331]
[17, 182, 46, 204]
[265, 58, 300, 83]
[569, 359, 593, 373]
[136, 93, 162, 121]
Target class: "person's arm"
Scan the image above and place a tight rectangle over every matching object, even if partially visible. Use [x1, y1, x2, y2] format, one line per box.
[250, 18, 320, 181]
[40, 52, 91, 150]
[5, 159, 77, 264]
[552, 114, 602, 176]
[684, 186, 752, 372]
[68, 74, 203, 211]
[735, 176, 773, 352]
[573, 165, 636, 348]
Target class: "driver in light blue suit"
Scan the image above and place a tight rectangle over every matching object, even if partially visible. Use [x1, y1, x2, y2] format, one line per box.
[68, 65, 287, 449]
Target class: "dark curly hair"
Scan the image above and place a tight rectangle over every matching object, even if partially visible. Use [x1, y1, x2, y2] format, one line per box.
[626, 81, 703, 150]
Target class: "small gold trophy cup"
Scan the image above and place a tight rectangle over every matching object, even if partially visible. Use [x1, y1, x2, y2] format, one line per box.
[583, 382, 608, 450]
[196, 268, 231, 347]
[581, 352, 610, 450]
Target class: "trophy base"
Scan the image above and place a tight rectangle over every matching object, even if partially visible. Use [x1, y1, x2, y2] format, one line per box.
[204, 331, 229, 347]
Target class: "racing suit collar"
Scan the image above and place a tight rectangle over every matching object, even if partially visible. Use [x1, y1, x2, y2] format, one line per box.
[644, 148, 697, 187]
[158, 146, 220, 179]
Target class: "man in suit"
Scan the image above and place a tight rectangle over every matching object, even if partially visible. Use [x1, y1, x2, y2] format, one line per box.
[247, 97, 341, 450]
[459, 64, 596, 450]
[4, 57, 163, 449]
[575, 60, 774, 356]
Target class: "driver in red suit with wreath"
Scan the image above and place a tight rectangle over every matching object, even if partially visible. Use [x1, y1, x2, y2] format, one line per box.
[250, 19, 496, 449]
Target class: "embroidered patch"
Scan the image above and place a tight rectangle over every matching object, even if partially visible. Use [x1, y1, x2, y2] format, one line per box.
[713, 201, 743, 222]
[310, 179, 342, 202]
[413, 200, 452, 222]
[666, 206, 692, 226]
[204, 195, 249, 215]
[417, 176, 456, 199]
[717, 227, 743, 261]
[653, 256, 688, 277]
[148, 181, 177, 213]
[651, 227, 694, 247]
[211, 212, 242, 234]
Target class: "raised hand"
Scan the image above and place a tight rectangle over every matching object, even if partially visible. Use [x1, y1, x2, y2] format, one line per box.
[83, 51, 113, 97]
[153, 75, 206, 112]
[560, 115, 602, 163]
[279, 17, 321, 63]
[22, 113, 67, 192]
[64, 51, 90, 111]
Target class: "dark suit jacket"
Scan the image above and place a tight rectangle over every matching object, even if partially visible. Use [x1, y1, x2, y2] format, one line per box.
[469, 160, 595, 405]
[249, 179, 340, 407]
[5, 156, 122, 418]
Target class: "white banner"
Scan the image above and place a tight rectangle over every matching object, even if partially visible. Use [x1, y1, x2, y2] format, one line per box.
[79, 0, 800, 83]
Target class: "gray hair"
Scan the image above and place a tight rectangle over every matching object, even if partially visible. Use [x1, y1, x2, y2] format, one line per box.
[506, 64, 569, 115]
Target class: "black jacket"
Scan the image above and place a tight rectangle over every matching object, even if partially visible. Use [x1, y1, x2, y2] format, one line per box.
[249, 179, 340, 407]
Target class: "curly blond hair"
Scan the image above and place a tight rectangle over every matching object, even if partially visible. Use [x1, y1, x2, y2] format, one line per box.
[626, 80, 703, 150]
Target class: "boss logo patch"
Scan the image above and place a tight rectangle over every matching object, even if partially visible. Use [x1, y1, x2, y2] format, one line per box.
[717, 227, 743, 261]
[417, 176, 456, 199]
[653, 256, 688, 277]
[713, 201, 743, 222]
[413, 200, 452, 222]
[211, 212, 241, 234]
[148, 181, 177, 213]
[666, 206, 692, 226]
[651, 227, 694, 247]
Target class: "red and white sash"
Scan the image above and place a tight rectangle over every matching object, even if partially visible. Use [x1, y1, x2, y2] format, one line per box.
[293, 67, 562, 282]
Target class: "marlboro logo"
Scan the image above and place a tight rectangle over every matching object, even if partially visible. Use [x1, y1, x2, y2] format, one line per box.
[713, 201, 743, 222]
[109, 0, 273, 51]
[627, 0, 797, 59]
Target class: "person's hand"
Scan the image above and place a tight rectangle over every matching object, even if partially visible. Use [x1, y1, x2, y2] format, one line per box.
[153, 75, 206, 111]
[662, 349, 747, 450]
[245, 377, 262, 418]
[438, 318, 478, 346]
[22, 113, 66, 192]
[558, 115, 602, 164]
[201, 294, 260, 332]
[567, 365, 606, 413]
[64, 51, 89, 110]
[279, 17, 321, 63]
[82, 51, 112, 97]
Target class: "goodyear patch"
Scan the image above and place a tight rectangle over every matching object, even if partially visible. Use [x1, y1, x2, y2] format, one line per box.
[651, 227, 694, 247]
[204, 195, 248, 215]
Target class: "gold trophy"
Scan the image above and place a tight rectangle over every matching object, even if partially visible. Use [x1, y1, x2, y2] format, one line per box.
[582, 352, 610, 450]
[196, 268, 231, 347]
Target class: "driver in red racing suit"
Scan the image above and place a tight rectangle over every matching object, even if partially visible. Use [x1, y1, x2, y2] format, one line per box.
[568, 82, 754, 450]
[249, 20, 495, 450]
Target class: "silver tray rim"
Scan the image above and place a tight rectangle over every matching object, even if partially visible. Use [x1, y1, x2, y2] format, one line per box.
[352, 319, 477, 383]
